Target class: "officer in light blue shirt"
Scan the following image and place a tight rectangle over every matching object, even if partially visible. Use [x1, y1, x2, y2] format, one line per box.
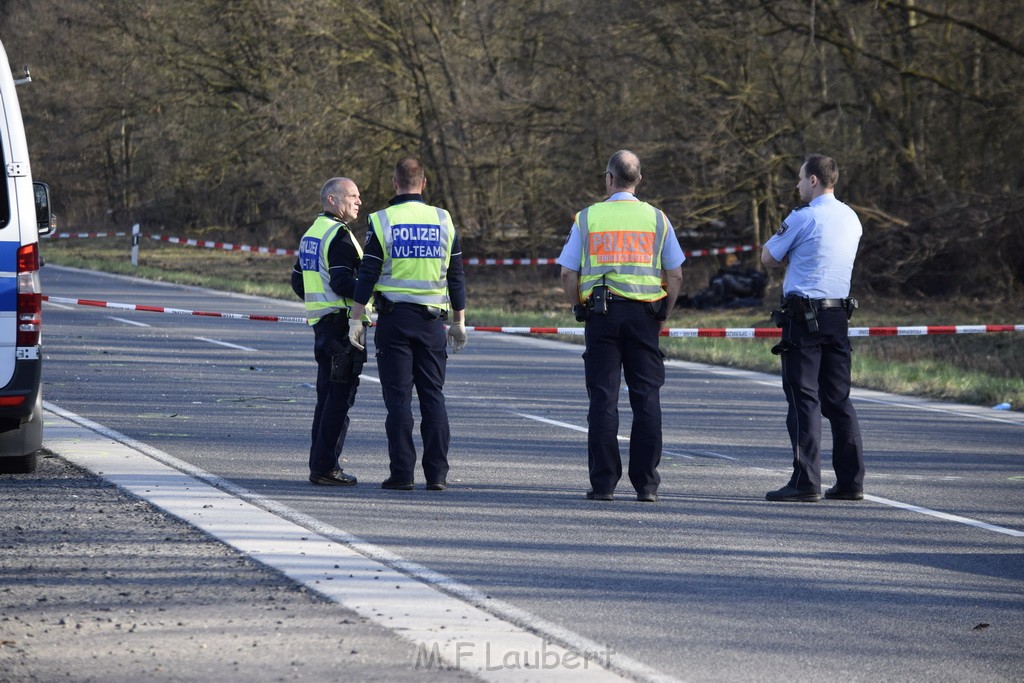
[761, 154, 865, 503]
[764, 191, 861, 300]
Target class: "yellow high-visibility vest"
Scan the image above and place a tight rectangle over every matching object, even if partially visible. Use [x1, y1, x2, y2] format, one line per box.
[298, 214, 363, 325]
[369, 202, 454, 309]
[577, 200, 667, 302]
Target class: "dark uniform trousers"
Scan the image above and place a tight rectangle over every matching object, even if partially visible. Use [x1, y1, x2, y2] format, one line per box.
[374, 303, 451, 483]
[309, 314, 360, 476]
[584, 299, 665, 496]
[780, 307, 865, 493]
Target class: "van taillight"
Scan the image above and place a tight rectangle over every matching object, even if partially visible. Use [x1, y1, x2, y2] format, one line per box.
[16, 243, 41, 347]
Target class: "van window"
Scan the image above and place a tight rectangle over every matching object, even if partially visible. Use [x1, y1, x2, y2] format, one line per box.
[0, 142, 8, 228]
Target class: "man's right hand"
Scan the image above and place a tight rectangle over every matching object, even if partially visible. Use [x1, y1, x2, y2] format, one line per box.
[348, 318, 366, 350]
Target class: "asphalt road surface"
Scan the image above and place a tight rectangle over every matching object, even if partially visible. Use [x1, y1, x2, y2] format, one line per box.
[12, 264, 1024, 681]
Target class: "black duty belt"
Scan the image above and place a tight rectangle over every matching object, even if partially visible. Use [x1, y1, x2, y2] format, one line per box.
[604, 292, 646, 303]
[811, 298, 846, 310]
[382, 300, 447, 320]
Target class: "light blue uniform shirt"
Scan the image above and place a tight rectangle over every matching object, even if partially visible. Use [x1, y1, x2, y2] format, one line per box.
[765, 194, 862, 299]
[556, 192, 685, 271]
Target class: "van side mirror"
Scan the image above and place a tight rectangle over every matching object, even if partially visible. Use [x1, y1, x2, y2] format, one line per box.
[33, 182, 53, 235]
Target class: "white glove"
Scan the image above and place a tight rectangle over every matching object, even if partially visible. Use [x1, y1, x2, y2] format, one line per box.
[447, 321, 467, 353]
[348, 318, 366, 351]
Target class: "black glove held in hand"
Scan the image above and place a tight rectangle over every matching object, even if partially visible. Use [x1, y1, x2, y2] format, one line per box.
[645, 298, 669, 322]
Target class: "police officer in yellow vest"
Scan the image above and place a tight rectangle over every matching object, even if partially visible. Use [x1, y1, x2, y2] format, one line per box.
[348, 157, 467, 491]
[291, 177, 369, 486]
[558, 150, 684, 502]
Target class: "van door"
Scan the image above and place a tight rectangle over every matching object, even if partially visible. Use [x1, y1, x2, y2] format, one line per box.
[0, 38, 44, 472]
[0, 52, 21, 390]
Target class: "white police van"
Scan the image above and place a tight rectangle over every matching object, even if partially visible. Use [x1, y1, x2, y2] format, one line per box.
[0, 38, 52, 473]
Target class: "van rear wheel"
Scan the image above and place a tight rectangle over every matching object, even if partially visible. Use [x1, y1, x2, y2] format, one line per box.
[0, 451, 37, 473]
[0, 393, 42, 473]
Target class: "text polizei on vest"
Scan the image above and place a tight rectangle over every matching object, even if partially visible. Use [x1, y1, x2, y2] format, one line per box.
[299, 236, 321, 270]
[391, 224, 443, 259]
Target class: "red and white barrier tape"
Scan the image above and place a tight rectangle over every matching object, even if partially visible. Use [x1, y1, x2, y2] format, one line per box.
[683, 244, 756, 258]
[471, 325, 1024, 337]
[462, 245, 755, 265]
[40, 230, 297, 255]
[42, 296, 307, 325]
[147, 234, 297, 256]
[41, 296, 1024, 337]
[464, 257, 559, 265]
[42, 231, 129, 240]
[44, 229, 755, 263]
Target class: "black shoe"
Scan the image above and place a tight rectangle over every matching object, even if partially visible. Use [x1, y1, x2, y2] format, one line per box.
[637, 492, 658, 502]
[381, 477, 414, 491]
[765, 485, 821, 502]
[824, 485, 864, 501]
[586, 490, 614, 501]
[309, 469, 357, 486]
[426, 481, 447, 491]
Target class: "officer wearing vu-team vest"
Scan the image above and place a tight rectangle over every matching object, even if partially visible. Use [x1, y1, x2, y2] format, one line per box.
[558, 150, 685, 503]
[762, 154, 865, 503]
[291, 177, 368, 487]
[349, 157, 467, 492]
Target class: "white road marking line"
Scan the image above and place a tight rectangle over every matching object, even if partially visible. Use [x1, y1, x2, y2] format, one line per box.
[688, 449, 738, 461]
[109, 316, 150, 327]
[867, 473, 963, 481]
[851, 395, 1024, 426]
[864, 495, 1024, 538]
[194, 336, 257, 352]
[662, 358, 1024, 427]
[512, 411, 588, 434]
[511, 411, 716, 460]
[507, 416, 1022, 536]
[41, 403, 676, 683]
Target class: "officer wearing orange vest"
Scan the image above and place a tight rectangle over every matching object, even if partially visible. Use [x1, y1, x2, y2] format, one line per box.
[558, 150, 685, 502]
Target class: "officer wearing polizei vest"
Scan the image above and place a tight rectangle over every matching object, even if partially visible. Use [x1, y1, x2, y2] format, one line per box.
[291, 177, 372, 486]
[762, 154, 866, 503]
[348, 157, 467, 492]
[558, 150, 684, 503]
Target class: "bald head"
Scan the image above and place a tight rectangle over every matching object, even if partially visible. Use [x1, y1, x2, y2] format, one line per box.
[606, 150, 642, 190]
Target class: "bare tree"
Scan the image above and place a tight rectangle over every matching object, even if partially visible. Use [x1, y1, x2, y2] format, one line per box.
[3, 0, 1021, 295]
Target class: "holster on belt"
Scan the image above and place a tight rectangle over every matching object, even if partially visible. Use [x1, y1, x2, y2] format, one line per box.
[644, 298, 669, 321]
[844, 297, 859, 321]
[770, 295, 793, 328]
[776, 294, 819, 333]
[373, 293, 395, 314]
[331, 343, 366, 382]
[590, 285, 609, 315]
[325, 312, 363, 382]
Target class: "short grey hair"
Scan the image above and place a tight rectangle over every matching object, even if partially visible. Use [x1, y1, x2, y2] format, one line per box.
[319, 177, 352, 209]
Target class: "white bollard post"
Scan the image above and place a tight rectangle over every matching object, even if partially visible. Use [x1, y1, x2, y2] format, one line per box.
[131, 223, 140, 266]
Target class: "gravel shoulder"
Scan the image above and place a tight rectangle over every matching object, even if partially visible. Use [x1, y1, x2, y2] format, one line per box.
[0, 453, 472, 682]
